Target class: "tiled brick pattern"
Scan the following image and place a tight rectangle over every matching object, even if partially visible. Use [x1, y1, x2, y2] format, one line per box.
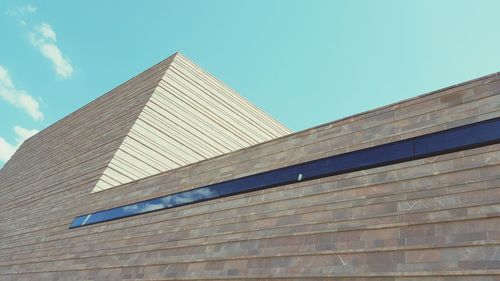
[0, 72, 499, 280]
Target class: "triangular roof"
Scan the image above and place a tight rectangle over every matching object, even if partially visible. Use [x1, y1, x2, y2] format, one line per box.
[0, 52, 291, 194]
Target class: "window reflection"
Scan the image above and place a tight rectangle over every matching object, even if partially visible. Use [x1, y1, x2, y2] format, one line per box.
[171, 187, 218, 205]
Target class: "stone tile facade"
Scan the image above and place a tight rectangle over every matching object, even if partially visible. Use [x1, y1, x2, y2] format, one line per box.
[0, 57, 499, 280]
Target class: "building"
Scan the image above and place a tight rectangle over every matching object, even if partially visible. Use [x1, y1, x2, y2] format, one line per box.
[0, 52, 499, 280]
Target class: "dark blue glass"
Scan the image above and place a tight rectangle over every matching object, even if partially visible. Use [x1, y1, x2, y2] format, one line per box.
[69, 117, 500, 229]
[297, 141, 413, 181]
[415, 118, 500, 157]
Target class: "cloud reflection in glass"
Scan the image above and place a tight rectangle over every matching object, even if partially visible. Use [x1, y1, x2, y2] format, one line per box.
[71, 188, 219, 228]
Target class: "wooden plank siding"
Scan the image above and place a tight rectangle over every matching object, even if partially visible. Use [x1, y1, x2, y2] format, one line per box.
[0, 53, 499, 280]
[93, 53, 291, 191]
[0, 53, 177, 203]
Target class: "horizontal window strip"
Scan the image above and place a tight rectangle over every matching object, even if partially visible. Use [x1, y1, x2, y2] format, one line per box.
[69, 117, 500, 229]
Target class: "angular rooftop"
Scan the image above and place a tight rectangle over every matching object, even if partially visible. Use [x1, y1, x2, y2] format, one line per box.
[0, 52, 291, 193]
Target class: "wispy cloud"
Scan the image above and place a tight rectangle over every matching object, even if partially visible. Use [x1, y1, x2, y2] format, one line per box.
[139, 203, 164, 213]
[0, 65, 43, 120]
[122, 202, 166, 214]
[35, 22, 56, 41]
[21, 4, 37, 14]
[171, 188, 217, 205]
[30, 22, 73, 79]
[6, 4, 37, 16]
[0, 125, 38, 163]
[0, 138, 17, 163]
[14, 126, 39, 141]
[123, 204, 139, 212]
[6, 5, 74, 79]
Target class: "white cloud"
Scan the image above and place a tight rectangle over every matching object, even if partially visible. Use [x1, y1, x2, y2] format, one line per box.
[35, 22, 56, 41]
[14, 126, 38, 142]
[0, 65, 43, 120]
[0, 137, 17, 163]
[0, 66, 14, 88]
[6, 4, 37, 16]
[40, 44, 73, 78]
[6, 6, 74, 79]
[18, 93, 43, 120]
[30, 22, 73, 79]
[0, 126, 38, 163]
[21, 4, 37, 14]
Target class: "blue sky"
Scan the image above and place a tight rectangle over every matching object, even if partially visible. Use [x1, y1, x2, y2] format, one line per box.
[1, 0, 500, 166]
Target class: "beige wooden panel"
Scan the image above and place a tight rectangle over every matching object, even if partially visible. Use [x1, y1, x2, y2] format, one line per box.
[93, 53, 291, 192]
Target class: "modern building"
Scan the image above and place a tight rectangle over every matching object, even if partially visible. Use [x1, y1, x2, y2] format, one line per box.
[0, 52, 499, 280]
